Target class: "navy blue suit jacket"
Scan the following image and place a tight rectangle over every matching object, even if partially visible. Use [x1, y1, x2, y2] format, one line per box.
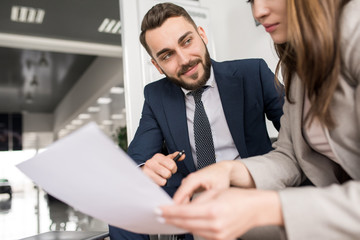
[109, 59, 284, 239]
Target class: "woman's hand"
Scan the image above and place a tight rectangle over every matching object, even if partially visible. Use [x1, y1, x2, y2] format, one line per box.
[160, 188, 283, 240]
[172, 161, 234, 204]
[173, 160, 255, 204]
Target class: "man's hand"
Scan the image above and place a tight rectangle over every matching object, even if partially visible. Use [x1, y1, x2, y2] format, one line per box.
[141, 152, 185, 186]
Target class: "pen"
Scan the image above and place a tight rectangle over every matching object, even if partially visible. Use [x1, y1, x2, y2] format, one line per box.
[165, 150, 185, 187]
[173, 150, 185, 162]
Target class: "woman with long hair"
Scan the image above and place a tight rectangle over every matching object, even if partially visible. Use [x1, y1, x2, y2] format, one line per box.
[157, 0, 360, 239]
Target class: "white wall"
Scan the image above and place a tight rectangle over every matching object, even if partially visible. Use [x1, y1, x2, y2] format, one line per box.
[199, 0, 280, 138]
[120, 0, 144, 141]
[199, 0, 278, 71]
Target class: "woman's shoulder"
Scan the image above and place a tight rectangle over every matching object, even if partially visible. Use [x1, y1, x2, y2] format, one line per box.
[341, 0, 360, 39]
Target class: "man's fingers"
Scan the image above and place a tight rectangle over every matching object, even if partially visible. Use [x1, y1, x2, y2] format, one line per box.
[166, 151, 186, 174]
[167, 151, 186, 163]
[159, 157, 178, 174]
[155, 165, 173, 179]
[177, 154, 185, 162]
[143, 167, 167, 186]
[145, 156, 174, 179]
[142, 151, 187, 186]
[167, 151, 185, 162]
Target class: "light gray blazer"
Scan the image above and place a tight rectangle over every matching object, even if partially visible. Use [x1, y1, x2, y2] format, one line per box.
[242, 1, 360, 239]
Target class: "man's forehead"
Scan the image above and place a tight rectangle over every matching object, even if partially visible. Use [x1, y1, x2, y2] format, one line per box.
[149, 16, 196, 35]
[145, 17, 197, 53]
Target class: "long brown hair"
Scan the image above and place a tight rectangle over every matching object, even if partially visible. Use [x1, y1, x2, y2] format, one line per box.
[275, 0, 350, 128]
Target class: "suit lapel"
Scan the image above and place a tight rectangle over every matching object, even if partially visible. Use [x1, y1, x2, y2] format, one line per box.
[162, 83, 196, 172]
[213, 62, 249, 158]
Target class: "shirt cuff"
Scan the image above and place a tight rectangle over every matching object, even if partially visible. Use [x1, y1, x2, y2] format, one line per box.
[137, 162, 145, 168]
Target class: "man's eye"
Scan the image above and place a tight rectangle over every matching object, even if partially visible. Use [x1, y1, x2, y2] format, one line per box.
[162, 53, 172, 60]
[184, 38, 191, 45]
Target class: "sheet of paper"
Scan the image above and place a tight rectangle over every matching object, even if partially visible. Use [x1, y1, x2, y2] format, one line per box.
[17, 122, 186, 235]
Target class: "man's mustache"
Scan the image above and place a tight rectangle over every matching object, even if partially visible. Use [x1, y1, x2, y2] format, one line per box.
[177, 59, 202, 77]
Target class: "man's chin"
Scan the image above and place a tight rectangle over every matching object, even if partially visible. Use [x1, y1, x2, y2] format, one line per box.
[166, 71, 207, 90]
[181, 81, 205, 91]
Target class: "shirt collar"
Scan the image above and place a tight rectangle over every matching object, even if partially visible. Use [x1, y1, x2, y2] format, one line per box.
[181, 66, 215, 95]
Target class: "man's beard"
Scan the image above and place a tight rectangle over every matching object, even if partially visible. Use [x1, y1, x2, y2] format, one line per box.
[164, 47, 211, 91]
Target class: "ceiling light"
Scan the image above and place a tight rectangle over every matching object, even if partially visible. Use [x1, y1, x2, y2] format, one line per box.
[98, 18, 121, 34]
[111, 114, 124, 120]
[111, 21, 121, 34]
[97, 97, 112, 105]
[88, 106, 100, 113]
[98, 18, 109, 32]
[72, 119, 83, 125]
[58, 129, 69, 137]
[110, 87, 124, 94]
[27, 7, 36, 22]
[35, 9, 45, 23]
[102, 120, 113, 125]
[66, 125, 76, 130]
[105, 19, 117, 33]
[78, 113, 91, 119]
[11, 6, 45, 24]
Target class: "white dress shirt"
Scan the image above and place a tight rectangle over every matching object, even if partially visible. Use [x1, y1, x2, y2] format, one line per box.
[182, 67, 240, 168]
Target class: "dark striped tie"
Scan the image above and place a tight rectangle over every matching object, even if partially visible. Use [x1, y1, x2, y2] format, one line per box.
[192, 88, 216, 169]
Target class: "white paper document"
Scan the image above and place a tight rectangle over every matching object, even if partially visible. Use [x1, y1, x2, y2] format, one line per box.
[17, 122, 186, 235]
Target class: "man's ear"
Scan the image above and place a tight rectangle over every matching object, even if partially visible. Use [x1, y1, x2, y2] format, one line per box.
[197, 26, 208, 45]
[151, 58, 164, 74]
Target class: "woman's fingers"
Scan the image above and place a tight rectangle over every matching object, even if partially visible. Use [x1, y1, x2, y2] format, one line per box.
[191, 189, 220, 204]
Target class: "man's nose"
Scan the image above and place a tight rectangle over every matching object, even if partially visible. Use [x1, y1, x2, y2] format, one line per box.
[177, 50, 190, 65]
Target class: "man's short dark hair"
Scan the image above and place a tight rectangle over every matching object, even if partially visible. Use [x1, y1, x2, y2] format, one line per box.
[139, 2, 197, 57]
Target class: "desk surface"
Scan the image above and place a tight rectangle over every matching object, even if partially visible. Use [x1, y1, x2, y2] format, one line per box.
[19, 231, 109, 240]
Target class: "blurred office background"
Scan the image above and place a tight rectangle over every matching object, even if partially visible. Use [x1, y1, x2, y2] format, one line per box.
[0, 0, 278, 239]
